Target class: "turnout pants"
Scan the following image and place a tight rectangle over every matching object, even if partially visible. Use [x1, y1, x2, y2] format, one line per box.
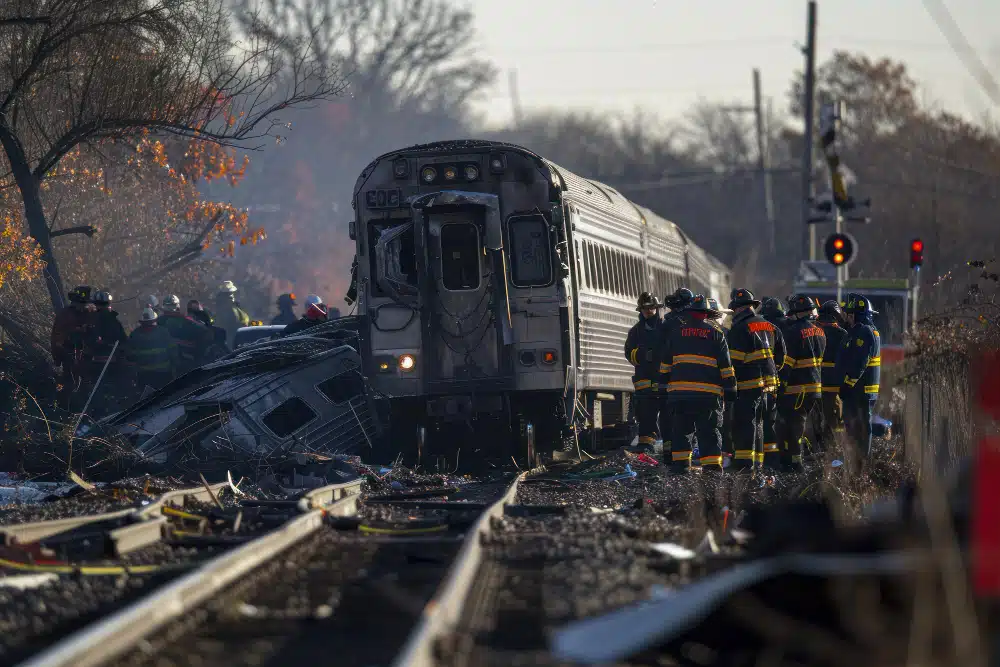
[669, 398, 724, 472]
[843, 393, 875, 463]
[818, 393, 844, 450]
[633, 390, 659, 448]
[761, 391, 780, 468]
[776, 393, 821, 470]
[731, 393, 763, 470]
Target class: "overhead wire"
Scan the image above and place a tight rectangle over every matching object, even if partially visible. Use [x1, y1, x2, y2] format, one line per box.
[921, 0, 1000, 105]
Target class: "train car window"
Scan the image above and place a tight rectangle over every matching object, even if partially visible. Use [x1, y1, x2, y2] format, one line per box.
[440, 222, 481, 291]
[588, 243, 599, 291]
[629, 255, 639, 297]
[597, 245, 609, 292]
[508, 215, 552, 287]
[261, 396, 317, 438]
[624, 255, 634, 296]
[317, 372, 366, 405]
[578, 242, 589, 289]
[368, 221, 416, 297]
[615, 250, 626, 296]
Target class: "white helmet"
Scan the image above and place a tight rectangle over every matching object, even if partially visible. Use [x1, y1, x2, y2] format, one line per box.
[162, 294, 180, 311]
[218, 280, 238, 294]
[140, 307, 158, 322]
[93, 291, 112, 305]
[304, 294, 323, 307]
[146, 294, 159, 309]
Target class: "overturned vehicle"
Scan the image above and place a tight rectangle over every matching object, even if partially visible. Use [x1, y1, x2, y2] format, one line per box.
[89, 318, 382, 487]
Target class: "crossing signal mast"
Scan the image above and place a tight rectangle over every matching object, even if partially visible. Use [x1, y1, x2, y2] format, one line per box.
[910, 238, 924, 270]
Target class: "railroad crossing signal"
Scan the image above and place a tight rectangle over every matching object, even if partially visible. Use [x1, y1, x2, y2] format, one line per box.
[824, 232, 856, 267]
[910, 238, 924, 270]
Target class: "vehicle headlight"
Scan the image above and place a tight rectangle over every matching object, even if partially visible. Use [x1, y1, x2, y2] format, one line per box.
[464, 165, 479, 181]
[398, 354, 416, 372]
[443, 166, 457, 181]
[421, 167, 436, 183]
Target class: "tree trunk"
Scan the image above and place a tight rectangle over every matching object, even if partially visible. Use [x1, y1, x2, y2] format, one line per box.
[0, 117, 65, 314]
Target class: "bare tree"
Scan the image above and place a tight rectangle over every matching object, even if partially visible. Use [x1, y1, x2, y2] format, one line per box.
[0, 0, 346, 313]
[679, 100, 757, 167]
[237, 0, 496, 113]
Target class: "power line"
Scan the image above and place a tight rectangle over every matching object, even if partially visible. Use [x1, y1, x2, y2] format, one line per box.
[921, 0, 1000, 105]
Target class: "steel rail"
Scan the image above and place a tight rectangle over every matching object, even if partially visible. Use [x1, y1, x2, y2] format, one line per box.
[0, 481, 229, 547]
[18, 478, 364, 667]
[393, 472, 524, 667]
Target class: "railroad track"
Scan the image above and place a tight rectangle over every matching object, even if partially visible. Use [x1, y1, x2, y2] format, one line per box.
[12, 473, 523, 667]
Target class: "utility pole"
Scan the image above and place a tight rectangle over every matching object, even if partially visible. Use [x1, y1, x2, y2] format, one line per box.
[802, 0, 818, 261]
[753, 69, 776, 256]
[508, 69, 523, 130]
[719, 69, 776, 257]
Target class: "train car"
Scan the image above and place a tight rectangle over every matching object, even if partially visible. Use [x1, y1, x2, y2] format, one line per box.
[349, 140, 730, 463]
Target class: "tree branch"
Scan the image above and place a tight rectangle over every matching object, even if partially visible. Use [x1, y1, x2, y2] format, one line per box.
[50, 225, 97, 238]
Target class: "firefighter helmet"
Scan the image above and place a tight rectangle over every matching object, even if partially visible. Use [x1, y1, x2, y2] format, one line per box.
[786, 293, 818, 315]
[305, 303, 328, 321]
[844, 293, 879, 315]
[728, 287, 761, 309]
[665, 287, 695, 309]
[139, 307, 158, 322]
[818, 300, 843, 319]
[93, 291, 112, 306]
[218, 280, 238, 294]
[761, 296, 785, 317]
[277, 293, 296, 308]
[304, 294, 324, 307]
[162, 294, 181, 311]
[636, 291, 663, 311]
[146, 294, 159, 309]
[68, 285, 92, 304]
[688, 294, 720, 317]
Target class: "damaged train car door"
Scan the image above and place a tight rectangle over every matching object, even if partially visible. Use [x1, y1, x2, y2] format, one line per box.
[409, 191, 514, 391]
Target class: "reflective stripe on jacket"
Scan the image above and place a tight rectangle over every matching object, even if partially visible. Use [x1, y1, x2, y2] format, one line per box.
[127, 325, 178, 374]
[779, 316, 826, 396]
[835, 321, 881, 397]
[659, 313, 736, 400]
[726, 310, 781, 396]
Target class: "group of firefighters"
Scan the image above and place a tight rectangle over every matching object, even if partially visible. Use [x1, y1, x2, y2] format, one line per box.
[50, 281, 339, 413]
[625, 287, 881, 474]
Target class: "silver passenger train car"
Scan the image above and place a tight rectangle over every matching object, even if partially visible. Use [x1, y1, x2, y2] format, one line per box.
[349, 140, 730, 461]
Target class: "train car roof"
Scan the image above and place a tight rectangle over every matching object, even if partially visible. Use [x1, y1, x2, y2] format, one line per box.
[353, 139, 729, 274]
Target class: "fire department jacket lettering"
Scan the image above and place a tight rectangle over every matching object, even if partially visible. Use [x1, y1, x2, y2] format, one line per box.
[624, 316, 662, 392]
[658, 314, 736, 400]
[779, 317, 826, 396]
[816, 320, 848, 393]
[835, 323, 881, 397]
[726, 310, 782, 395]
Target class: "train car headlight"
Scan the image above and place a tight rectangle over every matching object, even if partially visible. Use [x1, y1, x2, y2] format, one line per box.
[519, 350, 536, 366]
[443, 166, 457, 181]
[488, 153, 506, 174]
[464, 165, 479, 181]
[421, 167, 436, 183]
[398, 354, 416, 372]
[541, 349, 558, 364]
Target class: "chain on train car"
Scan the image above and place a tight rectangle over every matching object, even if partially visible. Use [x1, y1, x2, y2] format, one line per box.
[349, 140, 730, 463]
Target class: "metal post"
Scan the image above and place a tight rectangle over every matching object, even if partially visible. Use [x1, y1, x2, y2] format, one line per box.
[753, 69, 776, 256]
[835, 206, 844, 304]
[802, 1, 818, 262]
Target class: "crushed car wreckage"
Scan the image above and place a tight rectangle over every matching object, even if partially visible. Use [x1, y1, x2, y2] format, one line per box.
[83, 318, 382, 488]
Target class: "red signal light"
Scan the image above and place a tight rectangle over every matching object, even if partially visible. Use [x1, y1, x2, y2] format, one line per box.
[833, 239, 845, 250]
[911, 240, 924, 252]
[910, 238, 924, 269]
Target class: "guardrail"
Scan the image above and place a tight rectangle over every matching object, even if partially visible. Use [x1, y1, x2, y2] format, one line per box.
[19, 477, 364, 667]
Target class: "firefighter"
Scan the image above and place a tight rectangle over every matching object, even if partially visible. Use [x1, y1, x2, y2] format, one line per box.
[127, 308, 178, 392]
[816, 300, 848, 449]
[836, 293, 881, 466]
[159, 295, 213, 373]
[187, 299, 229, 360]
[657, 288, 695, 450]
[282, 297, 329, 336]
[777, 294, 826, 471]
[625, 292, 663, 451]
[146, 295, 161, 316]
[52, 285, 94, 410]
[758, 296, 789, 469]
[725, 288, 781, 471]
[660, 294, 736, 473]
[212, 281, 250, 348]
[85, 291, 127, 412]
[272, 293, 297, 326]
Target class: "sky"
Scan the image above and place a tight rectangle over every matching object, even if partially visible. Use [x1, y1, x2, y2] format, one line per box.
[471, 0, 1000, 129]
